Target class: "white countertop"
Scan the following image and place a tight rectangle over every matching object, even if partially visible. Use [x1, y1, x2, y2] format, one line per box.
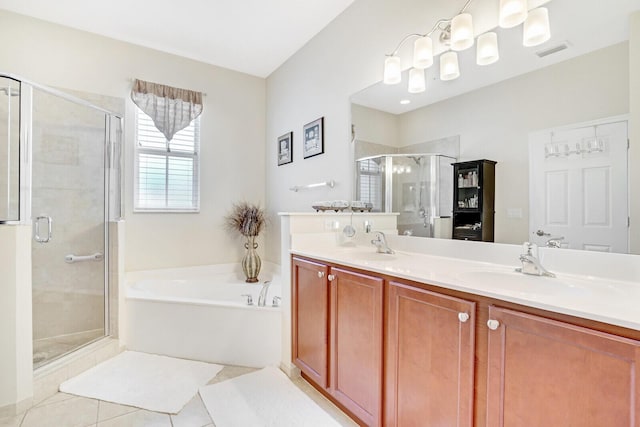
[291, 238, 640, 331]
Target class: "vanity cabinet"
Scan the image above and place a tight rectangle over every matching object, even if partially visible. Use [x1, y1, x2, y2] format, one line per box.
[330, 267, 383, 427]
[385, 281, 475, 427]
[292, 258, 329, 387]
[292, 257, 383, 426]
[292, 255, 640, 427]
[452, 159, 496, 242]
[486, 306, 640, 426]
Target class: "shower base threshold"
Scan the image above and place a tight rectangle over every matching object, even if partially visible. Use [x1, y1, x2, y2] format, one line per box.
[33, 329, 104, 369]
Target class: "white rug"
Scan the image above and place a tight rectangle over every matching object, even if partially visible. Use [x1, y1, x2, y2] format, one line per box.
[59, 351, 223, 414]
[199, 366, 342, 426]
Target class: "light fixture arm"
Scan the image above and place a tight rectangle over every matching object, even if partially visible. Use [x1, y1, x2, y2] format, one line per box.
[385, 0, 476, 56]
[387, 33, 426, 57]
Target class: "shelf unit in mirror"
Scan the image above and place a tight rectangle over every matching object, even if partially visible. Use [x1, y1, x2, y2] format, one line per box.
[453, 159, 496, 242]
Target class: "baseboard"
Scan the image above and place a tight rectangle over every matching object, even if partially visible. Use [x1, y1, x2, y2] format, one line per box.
[279, 361, 301, 378]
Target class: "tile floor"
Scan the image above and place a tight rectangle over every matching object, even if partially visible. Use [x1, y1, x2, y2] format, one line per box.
[0, 365, 357, 427]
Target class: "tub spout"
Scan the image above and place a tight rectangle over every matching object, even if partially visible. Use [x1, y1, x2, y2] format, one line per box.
[258, 281, 271, 307]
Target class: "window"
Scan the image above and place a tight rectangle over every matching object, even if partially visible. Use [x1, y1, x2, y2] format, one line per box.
[358, 158, 383, 212]
[134, 108, 200, 212]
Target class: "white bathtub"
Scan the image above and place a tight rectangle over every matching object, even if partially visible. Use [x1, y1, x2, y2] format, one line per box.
[124, 264, 282, 368]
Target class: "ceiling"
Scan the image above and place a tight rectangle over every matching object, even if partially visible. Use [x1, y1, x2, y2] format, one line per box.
[0, 0, 355, 78]
[352, 0, 640, 114]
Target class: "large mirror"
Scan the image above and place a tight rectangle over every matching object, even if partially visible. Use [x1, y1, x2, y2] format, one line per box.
[351, 0, 639, 254]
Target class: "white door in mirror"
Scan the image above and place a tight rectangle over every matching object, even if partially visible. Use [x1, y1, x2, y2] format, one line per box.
[529, 119, 628, 253]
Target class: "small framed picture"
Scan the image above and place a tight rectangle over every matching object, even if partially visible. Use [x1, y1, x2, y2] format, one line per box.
[303, 117, 324, 159]
[277, 132, 293, 166]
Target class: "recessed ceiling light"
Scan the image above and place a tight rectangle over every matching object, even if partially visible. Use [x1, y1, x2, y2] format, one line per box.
[400, 99, 411, 105]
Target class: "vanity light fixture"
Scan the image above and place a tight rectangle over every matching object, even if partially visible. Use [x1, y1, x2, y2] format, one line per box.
[499, 0, 528, 28]
[451, 13, 474, 51]
[408, 68, 426, 93]
[383, 55, 402, 85]
[440, 52, 460, 81]
[382, 0, 551, 92]
[523, 7, 551, 47]
[477, 32, 499, 65]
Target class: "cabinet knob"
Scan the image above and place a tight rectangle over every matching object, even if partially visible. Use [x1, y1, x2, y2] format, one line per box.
[458, 312, 470, 323]
[328, 274, 335, 281]
[317, 271, 325, 278]
[487, 319, 500, 330]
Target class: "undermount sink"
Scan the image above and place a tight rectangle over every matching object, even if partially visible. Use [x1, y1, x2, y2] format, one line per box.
[455, 269, 594, 298]
[334, 249, 398, 262]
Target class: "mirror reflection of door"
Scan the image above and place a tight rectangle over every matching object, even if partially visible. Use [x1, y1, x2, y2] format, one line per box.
[529, 118, 629, 253]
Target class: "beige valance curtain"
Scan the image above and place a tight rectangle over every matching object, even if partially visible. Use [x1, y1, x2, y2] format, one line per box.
[131, 79, 203, 141]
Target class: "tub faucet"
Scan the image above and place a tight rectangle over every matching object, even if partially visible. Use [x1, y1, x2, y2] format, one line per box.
[371, 231, 394, 254]
[258, 280, 271, 307]
[516, 242, 555, 277]
[546, 236, 564, 248]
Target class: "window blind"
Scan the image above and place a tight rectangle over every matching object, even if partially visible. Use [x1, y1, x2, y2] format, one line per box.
[358, 159, 383, 212]
[135, 108, 200, 211]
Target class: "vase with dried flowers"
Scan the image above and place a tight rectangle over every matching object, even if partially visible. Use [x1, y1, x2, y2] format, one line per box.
[224, 202, 266, 283]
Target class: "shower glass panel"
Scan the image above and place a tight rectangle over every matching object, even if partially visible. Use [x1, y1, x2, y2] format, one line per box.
[356, 154, 456, 237]
[0, 76, 20, 222]
[31, 87, 107, 368]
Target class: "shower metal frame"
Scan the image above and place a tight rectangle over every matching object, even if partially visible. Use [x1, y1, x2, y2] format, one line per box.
[356, 152, 456, 236]
[0, 71, 123, 345]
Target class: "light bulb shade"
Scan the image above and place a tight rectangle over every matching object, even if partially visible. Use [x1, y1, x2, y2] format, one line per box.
[408, 68, 426, 93]
[477, 32, 499, 65]
[413, 36, 433, 69]
[451, 13, 474, 51]
[440, 51, 460, 81]
[523, 7, 551, 47]
[383, 55, 402, 85]
[499, 0, 528, 28]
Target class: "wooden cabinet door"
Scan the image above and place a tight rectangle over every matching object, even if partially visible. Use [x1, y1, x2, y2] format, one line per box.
[292, 257, 329, 388]
[329, 267, 384, 427]
[487, 306, 640, 427]
[386, 281, 476, 427]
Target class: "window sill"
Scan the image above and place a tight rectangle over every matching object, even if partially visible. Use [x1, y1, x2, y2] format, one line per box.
[133, 208, 200, 214]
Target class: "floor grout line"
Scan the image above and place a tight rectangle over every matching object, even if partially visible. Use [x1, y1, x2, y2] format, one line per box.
[95, 400, 100, 425]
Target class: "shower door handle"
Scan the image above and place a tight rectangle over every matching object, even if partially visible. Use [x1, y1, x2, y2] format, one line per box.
[34, 215, 52, 243]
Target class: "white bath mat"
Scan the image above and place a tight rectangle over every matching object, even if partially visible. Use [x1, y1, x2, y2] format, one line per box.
[59, 351, 223, 414]
[199, 366, 342, 426]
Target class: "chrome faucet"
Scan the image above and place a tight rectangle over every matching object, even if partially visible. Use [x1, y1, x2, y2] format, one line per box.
[516, 242, 555, 277]
[546, 236, 564, 248]
[371, 231, 394, 254]
[257, 280, 271, 307]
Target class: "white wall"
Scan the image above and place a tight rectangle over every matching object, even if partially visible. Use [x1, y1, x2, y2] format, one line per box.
[0, 226, 32, 410]
[351, 104, 399, 146]
[0, 9, 266, 271]
[631, 12, 640, 254]
[397, 43, 629, 244]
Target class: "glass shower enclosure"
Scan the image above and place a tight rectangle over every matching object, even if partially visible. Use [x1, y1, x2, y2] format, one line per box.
[356, 154, 456, 237]
[0, 74, 123, 369]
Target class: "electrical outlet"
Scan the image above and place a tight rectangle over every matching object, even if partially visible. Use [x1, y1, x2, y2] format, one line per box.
[507, 208, 523, 219]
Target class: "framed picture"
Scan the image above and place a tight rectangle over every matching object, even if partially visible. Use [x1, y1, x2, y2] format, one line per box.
[277, 132, 293, 166]
[303, 117, 324, 159]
